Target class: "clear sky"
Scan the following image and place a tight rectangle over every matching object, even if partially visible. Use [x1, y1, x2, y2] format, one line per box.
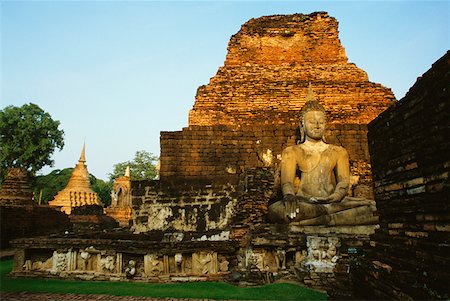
[1, 1, 449, 180]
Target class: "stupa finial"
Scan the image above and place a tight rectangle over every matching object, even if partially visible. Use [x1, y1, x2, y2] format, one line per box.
[125, 166, 130, 178]
[79, 142, 86, 163]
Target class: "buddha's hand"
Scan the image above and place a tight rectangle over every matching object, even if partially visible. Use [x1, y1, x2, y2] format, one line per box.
[283, 194, 299, 219]
[310, 193, 341, 204]
[283, 194, 297, 203]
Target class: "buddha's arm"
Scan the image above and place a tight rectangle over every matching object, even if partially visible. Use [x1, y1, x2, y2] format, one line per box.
[281, 147, 297, 196]
[330, 148, 350, 202]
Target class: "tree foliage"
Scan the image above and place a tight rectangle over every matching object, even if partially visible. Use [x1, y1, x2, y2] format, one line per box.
[33, 168, 73, 204]
[33, 168, 113, 206]
[110, 150, 158, 181]
[0, 103, 64, 181]
[90, 177, 113, 206]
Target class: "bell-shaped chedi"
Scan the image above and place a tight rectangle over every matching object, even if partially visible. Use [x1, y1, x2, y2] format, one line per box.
[49, 144, 103, 214]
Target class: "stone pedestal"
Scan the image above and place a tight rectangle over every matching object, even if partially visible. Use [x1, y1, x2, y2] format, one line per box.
[240, 223, 378, 298]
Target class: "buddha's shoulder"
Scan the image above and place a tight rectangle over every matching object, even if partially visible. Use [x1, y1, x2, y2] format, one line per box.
[282, 145, 300, 155]
[326, 144, 349, 156]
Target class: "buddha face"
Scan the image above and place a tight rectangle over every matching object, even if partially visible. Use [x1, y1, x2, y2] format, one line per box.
[303, 110, 326, 141]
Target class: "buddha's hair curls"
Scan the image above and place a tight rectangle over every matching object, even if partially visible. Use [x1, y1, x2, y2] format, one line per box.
[299, 100, 326, 120]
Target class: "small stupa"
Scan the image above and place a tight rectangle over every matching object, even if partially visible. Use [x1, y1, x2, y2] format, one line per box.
[49, 143, 103, 214]
[0, 167, 34, 206]
[104, 166, 132, 227]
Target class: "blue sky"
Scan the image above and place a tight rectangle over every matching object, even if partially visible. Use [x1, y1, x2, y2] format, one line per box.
[1, 1, 449, 180]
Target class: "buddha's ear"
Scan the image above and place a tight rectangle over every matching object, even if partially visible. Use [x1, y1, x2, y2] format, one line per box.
[298, 121, 305, 144]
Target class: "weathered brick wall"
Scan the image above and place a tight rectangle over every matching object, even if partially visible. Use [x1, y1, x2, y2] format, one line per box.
[161, 123, 373, 198]
[131, 180, 240, 233]
[0, 168, 34, 206]
[159, 12, 395, 193]
[354, 51, 450, 299]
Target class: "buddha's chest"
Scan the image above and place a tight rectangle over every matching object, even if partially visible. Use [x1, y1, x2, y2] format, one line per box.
[296, 147, 337, 175]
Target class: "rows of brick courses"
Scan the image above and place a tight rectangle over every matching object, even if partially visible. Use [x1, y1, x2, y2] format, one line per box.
[0, 168, 72, 249]
[353, 51, 450, 299]
[160, 123, 373, 198]
[0, 168, 34, 207]
[159, 12, 395, 191]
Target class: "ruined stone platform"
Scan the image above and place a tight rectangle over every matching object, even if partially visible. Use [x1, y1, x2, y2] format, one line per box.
[10, 229, 238, 283]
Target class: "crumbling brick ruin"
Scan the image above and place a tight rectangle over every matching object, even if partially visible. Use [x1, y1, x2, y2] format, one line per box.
[353, 51, 450, 299]
[160, 12, 395, 192]
[8, 12, 449, 300]
[135, 12, 395, 233]
[0, 168, 71, 249]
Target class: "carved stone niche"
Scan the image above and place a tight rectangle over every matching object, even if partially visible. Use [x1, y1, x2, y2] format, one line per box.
[249, 248, 304, 275]
[52, 250, 69, 274]
[144, 254, 164, 277]
[23, 249, 53, 272]
[218, 255, 229, 273]
[192, 251, 216, 275]
[170, 253, 193, 275]
[191, 251, 229, 275]
[301, 236, 341, 273]
[99, 253, 117, 274]
[253, 249, 278, 273]
[77, 246, 101, 272]
[122, 254, 144, 278]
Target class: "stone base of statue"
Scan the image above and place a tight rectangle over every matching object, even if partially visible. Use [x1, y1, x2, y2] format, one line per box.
[244, 222, 378, 298]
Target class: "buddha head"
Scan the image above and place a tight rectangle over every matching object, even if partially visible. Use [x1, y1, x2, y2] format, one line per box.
[298, 85, 327, 143]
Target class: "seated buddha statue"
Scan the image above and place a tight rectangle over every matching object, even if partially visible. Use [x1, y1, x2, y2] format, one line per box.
[268, 91, 377, 226]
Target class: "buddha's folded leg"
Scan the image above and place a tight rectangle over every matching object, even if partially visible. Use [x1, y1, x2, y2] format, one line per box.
[323, 197, 376, 215]
[298, 205, 378, 226]
[269, 199, 326, 223]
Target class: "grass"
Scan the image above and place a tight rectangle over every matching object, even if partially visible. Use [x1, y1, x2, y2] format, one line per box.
[0, 259, 327, 300]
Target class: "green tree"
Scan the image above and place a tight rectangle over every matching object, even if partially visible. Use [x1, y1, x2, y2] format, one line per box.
[33, 168, 73, 204]
[90, 176, 113, 206]
[109, 150, 158, 181]
[0, 103, 64, 182]
[33, 168, 113, 206]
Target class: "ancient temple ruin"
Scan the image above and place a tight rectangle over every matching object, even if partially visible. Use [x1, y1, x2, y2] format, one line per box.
[136, 12, 394, 233]
[160, 12, 394, 188]
[104, 167, 132, 227]
[0, 167, 71, 248]
[49, 144, 103, 214]
[12, 13, 449, 300]
[353, 51, 450, 299]
[0, 167, 34, 207]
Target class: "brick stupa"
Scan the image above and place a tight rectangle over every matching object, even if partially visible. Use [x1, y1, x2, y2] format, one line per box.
[159, 12, 396, 197]
[49, 144, 103, 214]
[0, 167, 34, 206]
